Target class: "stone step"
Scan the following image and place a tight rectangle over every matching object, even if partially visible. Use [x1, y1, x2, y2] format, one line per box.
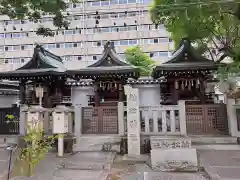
[189, 136, 238, 144]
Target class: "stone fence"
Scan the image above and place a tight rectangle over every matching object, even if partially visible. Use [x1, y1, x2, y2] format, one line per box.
[120, 100, 187, 136]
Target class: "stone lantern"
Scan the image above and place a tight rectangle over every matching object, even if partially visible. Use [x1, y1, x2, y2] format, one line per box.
[26, 105, 48, 133]
[52, 105, 74, 157]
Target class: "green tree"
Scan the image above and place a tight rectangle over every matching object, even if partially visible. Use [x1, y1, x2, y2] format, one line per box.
[125, 45, 155, 76]
[150, 0, 240, 78]
[1, 0, 78, 36]
[6, 115, 58, 177]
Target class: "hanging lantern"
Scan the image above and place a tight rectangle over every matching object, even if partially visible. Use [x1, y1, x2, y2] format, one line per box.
[175, 80, 179, 89]
[181, 81, 184, 90]
[196, 79, 200, 88]
[188, 80, 191, 90]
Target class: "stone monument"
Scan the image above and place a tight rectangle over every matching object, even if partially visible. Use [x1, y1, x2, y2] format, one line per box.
[150, 136, 198, 172]
[124, 85, 140, 158]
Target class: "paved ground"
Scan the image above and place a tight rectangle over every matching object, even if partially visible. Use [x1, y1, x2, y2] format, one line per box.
[0, 148, 12, 179]
[9, 152, 112, 180]
[0, 149, 239, 180]
[199, 150, 240, 180]
[106, 159, 208, 180]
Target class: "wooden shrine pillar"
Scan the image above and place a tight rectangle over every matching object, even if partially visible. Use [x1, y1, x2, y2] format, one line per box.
[118, 82, 124, 102]
[19, 81, 26, 104]
[171, 80, 179, 104]
[94, 81, 100, 106]
[43, 83, 52, 108]
[199, 78, 206, 103]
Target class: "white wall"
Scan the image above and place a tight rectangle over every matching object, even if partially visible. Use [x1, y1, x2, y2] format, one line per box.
[71, 86, 94, 106]
[132, 84, 161, 106]
[0, 95, 18, 107]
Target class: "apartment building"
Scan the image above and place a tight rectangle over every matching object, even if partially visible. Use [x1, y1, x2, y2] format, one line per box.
[0, 0, 174, 71]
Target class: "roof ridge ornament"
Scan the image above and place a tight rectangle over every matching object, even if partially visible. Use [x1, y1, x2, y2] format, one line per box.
[180, 37, 191, 48]
[34, 43, 46, 55]
[104, 41, 116, 52]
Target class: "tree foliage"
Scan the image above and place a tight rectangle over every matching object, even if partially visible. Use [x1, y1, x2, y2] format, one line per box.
[7, 115, 58, 177]
[0, 0, 78, 36]
[125, 45, 155, 76]
[150, 0, 240, 78]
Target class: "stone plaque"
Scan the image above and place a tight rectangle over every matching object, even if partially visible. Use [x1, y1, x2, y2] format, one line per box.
[124, 85, 140, 157]
[150, 137, 191, 149]
[151, 148, 198, 172]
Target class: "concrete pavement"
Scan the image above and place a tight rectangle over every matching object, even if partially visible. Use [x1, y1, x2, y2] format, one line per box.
[10, 152, 113, 180]
[199, 150, 240, 180]
[0, 148, 239, 180]
[106, 159, 208, 180]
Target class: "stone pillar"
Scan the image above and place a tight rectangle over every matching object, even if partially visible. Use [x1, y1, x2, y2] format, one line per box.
[124, 85, 140, 158]
[19, 104, 28, 135]
[178, 100, 187, 135]
[117, 102, 125, 136]
[74, 104, 82, 137]
[227, 98, 239, 136]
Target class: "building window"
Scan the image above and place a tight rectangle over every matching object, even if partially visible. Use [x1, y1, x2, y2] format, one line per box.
[13, 45, 20, 51]
[93, 56, 97, 60]
[92, 1, 100, 6]
[101, 0, 110, 6]
[110, 0, 118, 4]
[127, 0, 136, 4]
[158, 51, 169, 57]
[65, 43, 73, 48]
[159, 38, 169, 43]
[47, 44, 56, 49]
[119, 0, 127, 4]
[129, 39, 138, 45]
[5, 34, 12, 38]
[77, 56, 82, 60]
[119, 40, 128, 46]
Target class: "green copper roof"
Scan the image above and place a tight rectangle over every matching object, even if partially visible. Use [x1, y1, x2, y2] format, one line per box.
[18, 44, 66, 72]
[154, 38, 217, 71]
[88, 41, 130, 67]
[0, 44, 67, 79]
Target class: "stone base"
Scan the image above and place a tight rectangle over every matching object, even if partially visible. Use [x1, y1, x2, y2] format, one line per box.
[151, 148, 198, 172]
[74, 135, 121, 152]
[122, 154, 149, 163]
